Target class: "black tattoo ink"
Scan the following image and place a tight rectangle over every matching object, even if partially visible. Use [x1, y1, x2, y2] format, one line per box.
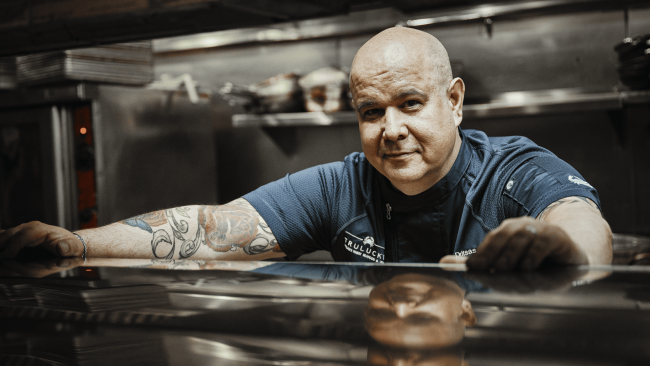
[151, 230, 175, 260]
[537, 197, 598, 221]
[166, 209, 189, 234]
[179, 223, 204, 259]
[243, 234, 275, 255]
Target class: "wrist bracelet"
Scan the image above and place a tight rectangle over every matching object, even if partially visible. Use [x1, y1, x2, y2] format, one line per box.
[73, 233, 87, 261]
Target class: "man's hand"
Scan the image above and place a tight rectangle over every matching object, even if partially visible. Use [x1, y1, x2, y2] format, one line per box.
[0, 222, 84, 260]
[443, 218, 587, 272]
[441, 196, 612, 271]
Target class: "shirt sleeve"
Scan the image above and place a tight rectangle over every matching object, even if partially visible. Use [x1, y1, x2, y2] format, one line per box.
[243, 163, 342, 257]
[502, 155, 601, 219]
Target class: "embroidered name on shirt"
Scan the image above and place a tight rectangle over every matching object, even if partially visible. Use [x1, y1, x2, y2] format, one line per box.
[568, 175, 594, 189]
[344, 231, 385, 263]
[455, 249, 476, 257]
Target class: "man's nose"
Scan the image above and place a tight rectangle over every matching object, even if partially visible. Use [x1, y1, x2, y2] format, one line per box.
[393, 300, 417, 317]
[383, 108, 408, 141]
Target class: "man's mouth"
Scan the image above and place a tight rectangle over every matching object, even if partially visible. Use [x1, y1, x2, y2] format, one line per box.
[384, 152, 415, 159]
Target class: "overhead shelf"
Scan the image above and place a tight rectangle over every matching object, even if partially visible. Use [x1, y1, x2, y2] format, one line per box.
[232, 89, 650, 128]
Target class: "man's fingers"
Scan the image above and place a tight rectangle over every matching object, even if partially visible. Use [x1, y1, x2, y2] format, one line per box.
[0, 222, 83, 260]
[0, 226, 19, 251]
[519, 228, 587, 270]
[0, 223, 48, 259]
[40, 235, 84, 258]
[467, 219, 523, 271]
[440, 255, 468, 264]
[492, 228, 536, 272]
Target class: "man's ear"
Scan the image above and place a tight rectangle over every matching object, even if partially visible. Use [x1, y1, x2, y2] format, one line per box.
[460, 299, 476, 327]
[448, 77, 465, 128]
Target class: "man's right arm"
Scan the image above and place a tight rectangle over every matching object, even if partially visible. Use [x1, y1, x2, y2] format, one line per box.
[0, 198, 286, 261]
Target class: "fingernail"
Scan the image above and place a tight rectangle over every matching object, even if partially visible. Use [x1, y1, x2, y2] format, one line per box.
[58, 242, 70, 256]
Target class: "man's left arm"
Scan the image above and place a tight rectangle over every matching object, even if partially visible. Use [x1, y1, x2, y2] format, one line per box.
[452, 197, 612, 271]
[536, 196, 612, 265]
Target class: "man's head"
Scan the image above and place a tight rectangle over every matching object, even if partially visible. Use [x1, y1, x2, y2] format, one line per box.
[350, 27, 465, 195]
[365, 274, 476, 349]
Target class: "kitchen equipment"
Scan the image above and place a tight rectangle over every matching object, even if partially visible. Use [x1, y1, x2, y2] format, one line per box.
[251, 72, 303, 113]
[611, 233, 650, 264]
[220, 73, 303, 114]
[0, 83, 217, 230]
[614, 34, 650, 90]
[16, 41, 153, 86]
[298, 66, 350, 113]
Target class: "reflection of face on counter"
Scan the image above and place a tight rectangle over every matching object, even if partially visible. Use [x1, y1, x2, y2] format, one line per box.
[367, 346, 468, 366]
[366, 273, 476, 349]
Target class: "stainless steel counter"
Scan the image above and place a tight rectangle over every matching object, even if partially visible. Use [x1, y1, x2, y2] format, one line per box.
[1, 259, 650, 365]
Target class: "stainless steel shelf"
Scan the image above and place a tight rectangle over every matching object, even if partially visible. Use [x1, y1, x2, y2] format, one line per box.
[233, 111, 358, 128]
[232, 89, 650, 128]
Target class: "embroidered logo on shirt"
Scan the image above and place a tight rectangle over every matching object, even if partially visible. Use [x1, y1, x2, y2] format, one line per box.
[455, 249, 476, 257]
[344, 231, 384, 263]
[568, 175, 594, 189]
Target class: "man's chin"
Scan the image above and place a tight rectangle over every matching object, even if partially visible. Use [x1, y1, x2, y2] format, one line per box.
[383, 169, 429, 192]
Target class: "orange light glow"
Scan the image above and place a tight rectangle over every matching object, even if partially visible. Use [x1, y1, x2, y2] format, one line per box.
[80, 127, 87, 135]
[85, 269, 92, 272]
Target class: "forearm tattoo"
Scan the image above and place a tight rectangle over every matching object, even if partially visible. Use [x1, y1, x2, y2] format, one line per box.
[536, 196, 600, 221]
[119, 199, 279, 259]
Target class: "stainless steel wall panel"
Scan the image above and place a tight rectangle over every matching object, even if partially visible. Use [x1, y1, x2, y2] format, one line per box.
[629, 6, 650, 36]
[339, 9, 627, 99]
[94, 86, 217, 225]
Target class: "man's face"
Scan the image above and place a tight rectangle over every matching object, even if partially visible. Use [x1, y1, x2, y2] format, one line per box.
[350, 43, 463, 195]
[366, 274, 475, 349]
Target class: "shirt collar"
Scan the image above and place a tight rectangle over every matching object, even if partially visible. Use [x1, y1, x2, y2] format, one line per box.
[379, 128, 471, 211]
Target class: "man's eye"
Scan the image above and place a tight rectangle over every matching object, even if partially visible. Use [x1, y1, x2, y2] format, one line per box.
[367, 308, 396, 321]
[402, 100, 421, 108]
[364, 109, 384, 119]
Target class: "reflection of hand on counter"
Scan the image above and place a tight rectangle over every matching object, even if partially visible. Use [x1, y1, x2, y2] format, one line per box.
[0, 257, 84, 278]
[462, 267, 610, 293]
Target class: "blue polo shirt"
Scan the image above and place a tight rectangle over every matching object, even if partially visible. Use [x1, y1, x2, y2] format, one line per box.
[243, 129, 600, 263]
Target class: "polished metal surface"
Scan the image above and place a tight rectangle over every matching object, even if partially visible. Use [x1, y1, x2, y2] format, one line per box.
[0, 0, 351, 57]
[2, 0, 644, 57]
[153, 0, 650, 54]
[233, 111, 357, 127]
[92, 85, 218, 225]
[1, 259, 650, 365]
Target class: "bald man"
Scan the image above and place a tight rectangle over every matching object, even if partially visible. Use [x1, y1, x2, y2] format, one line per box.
[0, 28, 611, 271]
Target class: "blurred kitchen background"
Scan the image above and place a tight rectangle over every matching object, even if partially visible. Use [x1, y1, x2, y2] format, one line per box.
[1, 0, 650, 259]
